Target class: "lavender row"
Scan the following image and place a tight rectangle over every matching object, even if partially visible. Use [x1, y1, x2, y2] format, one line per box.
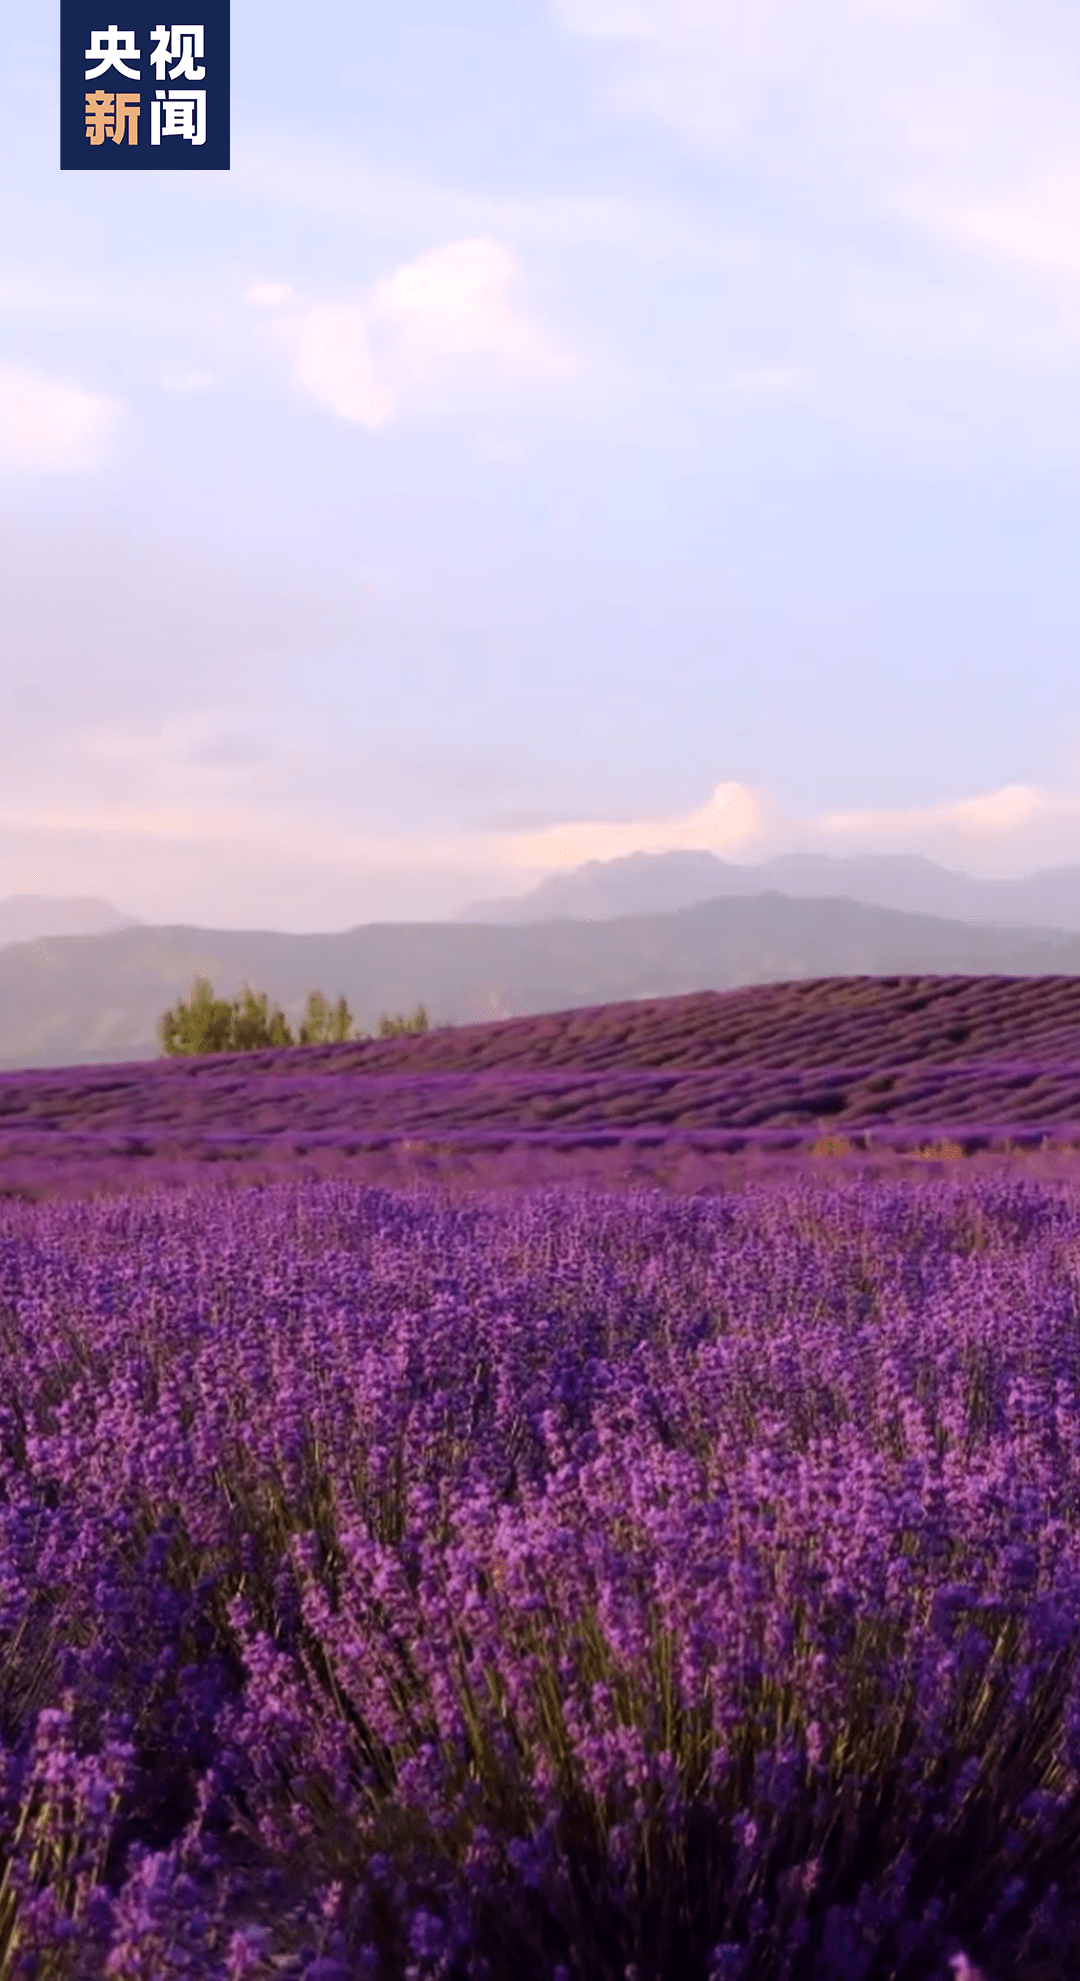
[1, 1174, 1080, 1974]
[7, 1060, 1080, 1203]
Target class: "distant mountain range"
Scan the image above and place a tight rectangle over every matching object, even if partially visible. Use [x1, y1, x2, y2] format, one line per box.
[0, 896, 139, 946]
[460, 850, 1080, 931]
[6, 890, 1080, 1069]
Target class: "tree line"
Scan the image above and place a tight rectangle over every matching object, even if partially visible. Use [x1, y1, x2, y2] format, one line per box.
[158, 978, 430, 1056]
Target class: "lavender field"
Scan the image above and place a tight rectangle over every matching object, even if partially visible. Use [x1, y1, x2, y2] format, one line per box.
[6, 976, 1080, 1202]
[2, 1168, 1080, 1977]
[4, 977, 1080, 1977]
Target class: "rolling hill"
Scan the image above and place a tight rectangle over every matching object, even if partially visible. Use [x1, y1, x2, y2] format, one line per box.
[5, 889, 1080, 1069]
[4, 974, 1080, 1198]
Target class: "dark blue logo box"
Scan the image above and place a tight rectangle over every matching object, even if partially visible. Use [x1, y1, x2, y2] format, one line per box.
[60, 4, 229, 169]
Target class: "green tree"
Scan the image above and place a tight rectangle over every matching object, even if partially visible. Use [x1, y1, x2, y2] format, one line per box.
[299, 990, 356, 1045]
[158, 978, 294, 1056]
[377, 1003, 429, 1038]
[159, 976, 236, 1056]
[230, 985, 294, 1051]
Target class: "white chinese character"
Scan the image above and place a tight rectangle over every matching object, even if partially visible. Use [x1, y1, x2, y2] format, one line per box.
[149, 25, 170, 76]
[169, 25, 205, 78]
[151, 88, 206, 146]
[84, 24, 141, 80]
[149, 24, 205, 81]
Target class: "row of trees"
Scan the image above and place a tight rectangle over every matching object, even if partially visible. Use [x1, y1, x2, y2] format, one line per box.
[158, 978, 430, 1057]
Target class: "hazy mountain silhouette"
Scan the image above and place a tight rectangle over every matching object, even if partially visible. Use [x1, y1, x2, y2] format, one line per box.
[460, 850, 1080, 930]
[5, 891, 1080, 1069]
[0, 896, 140, 947]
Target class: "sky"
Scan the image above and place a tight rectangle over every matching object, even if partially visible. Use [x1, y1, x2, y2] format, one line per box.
[8, 1, 1080, 926]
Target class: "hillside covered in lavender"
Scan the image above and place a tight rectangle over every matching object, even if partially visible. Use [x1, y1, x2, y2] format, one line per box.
[7, 887, 1080, 1072]
[2, 973, 1080, 1199]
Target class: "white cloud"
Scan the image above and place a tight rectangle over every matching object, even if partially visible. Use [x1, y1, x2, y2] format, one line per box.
[247, 279, 294, 308]
[262, 237, 576, 429]
[820, 784, 1048, 841]
[507, 781, 768, 869]
[553, 1, 1032, 164]
[498, 776, 1080, 881]
[10, 770, 1080, 930]
[288, 303, 395, 427]
[804, 782, 1080, 873]
[553, 1, 1080, 289]
[0, 361, 116, 473]
[0, 786, 538, 930]
[900, 182, 1080, 283]
[553, 0, 969, 158]
[0, 807, 495, 930]
[370, 238, 570, 377]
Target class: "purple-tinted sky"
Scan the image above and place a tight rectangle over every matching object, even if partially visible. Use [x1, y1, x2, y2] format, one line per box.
[7, 2, 1080, 924]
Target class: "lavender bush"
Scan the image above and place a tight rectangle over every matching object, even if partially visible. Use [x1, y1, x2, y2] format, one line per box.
[1, 1173, 1079, 1976]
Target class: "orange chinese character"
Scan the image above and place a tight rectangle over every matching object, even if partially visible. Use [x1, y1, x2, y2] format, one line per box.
[85, 90, 113, 144]
[85, 89, 141, 146]
[111, 92, 140, 144]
